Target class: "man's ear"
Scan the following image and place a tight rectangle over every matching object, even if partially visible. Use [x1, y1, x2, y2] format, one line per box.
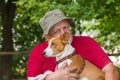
[61, 32, 70, 44]
[43, 34, 52, 41]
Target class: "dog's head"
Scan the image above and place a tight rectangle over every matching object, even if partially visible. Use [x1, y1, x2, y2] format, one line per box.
[43, 32, 70, 57]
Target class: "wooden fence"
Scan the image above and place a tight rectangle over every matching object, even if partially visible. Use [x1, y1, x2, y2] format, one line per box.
[0, 51, 29, 80]
[0, 52, 29, 55]
[0, 52, 119, 80]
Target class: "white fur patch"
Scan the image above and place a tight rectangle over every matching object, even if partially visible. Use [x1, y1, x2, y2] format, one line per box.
[44, 38, 54, 57]
[58, 59, 72, 69]
[66, 59, 72, 65]
[79, 77, 88, 80]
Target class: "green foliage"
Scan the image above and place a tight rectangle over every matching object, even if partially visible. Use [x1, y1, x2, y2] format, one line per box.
[12, 55, 28, 78]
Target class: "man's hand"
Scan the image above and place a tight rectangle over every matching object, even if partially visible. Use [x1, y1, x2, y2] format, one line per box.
[102, 62, 119, 80]
[45, 62, 80, 80]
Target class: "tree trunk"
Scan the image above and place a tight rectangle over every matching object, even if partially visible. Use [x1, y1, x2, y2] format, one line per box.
[0, 0, 16, 80]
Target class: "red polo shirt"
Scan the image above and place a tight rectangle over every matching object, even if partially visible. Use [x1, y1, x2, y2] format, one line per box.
[26, 36, 111, 77]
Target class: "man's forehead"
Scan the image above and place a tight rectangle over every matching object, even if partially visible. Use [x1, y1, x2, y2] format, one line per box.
[52, 21, 69, 29]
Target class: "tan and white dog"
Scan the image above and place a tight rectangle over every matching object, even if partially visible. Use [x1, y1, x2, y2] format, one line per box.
[43, 32, 105, 80]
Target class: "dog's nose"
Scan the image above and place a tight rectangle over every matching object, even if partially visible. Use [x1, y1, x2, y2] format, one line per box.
[43, 51, 46, 55]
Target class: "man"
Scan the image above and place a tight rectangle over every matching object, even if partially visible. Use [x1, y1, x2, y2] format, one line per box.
[26, 9, 118, 80]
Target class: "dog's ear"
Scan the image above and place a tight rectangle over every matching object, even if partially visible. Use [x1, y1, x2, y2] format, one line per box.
[61, 32, 70, 44]
[44, 34, 52, 41]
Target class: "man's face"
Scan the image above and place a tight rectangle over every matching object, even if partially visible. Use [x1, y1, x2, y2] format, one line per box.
[48, 20, 72, 37]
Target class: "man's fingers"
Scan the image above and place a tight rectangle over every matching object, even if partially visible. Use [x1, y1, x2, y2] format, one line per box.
[68, 67, 79, 73]
[69, 73, 80, 80]
[69, 77, 77, 80]
[59, 62, 68, 69]
[76, 68, 81, 74]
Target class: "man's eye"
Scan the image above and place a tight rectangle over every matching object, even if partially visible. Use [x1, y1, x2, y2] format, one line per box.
[64, 26, 68, 28]
[63, 26, 69, 30]
[54, 31, 58, 34]
[53, 30, 60, 35]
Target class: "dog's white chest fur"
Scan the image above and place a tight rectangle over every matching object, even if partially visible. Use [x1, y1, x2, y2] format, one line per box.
[56, 44, 75, 60]
[80, 78, 88, 80]
[55, 44, 74, 68]
[56, 44, 89, 80]
[57, 59, 72, 69]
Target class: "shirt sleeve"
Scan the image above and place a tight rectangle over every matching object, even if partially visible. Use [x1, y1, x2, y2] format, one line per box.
[26, 43, 47, 77]
[86, 37, 112, 69]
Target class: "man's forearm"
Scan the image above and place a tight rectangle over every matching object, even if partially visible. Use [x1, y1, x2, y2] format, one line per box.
[27, 71, 53, 80]
[102, 63, 119, 80]
[104, 68, 118, 80]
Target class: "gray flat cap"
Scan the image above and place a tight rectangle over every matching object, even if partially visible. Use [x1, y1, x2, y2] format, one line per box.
[39, 9, 72, 35]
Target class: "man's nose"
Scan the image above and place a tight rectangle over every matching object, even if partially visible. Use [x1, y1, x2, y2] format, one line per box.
[60, 29, 65, 35]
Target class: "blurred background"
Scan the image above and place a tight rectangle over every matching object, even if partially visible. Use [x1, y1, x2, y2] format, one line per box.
[0, 0, 120, 80]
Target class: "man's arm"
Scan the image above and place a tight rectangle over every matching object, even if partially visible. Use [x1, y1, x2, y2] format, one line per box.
[102, 62, 119, 80]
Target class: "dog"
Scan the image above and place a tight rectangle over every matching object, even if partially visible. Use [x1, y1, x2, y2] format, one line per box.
[43, 32, 105, 80]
